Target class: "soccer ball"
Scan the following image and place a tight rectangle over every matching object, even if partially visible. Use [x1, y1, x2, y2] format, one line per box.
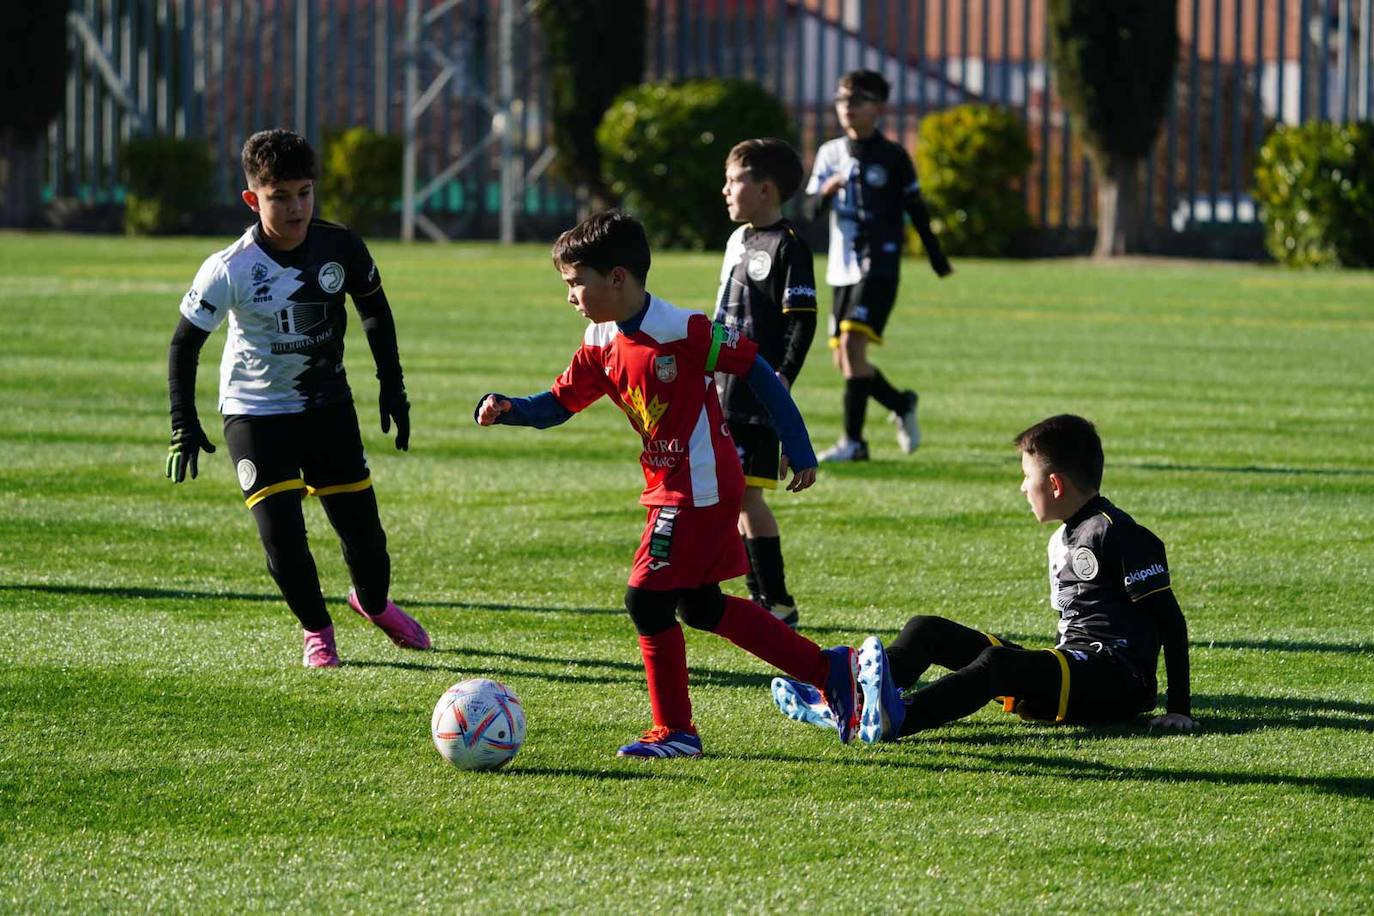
[431, 678, 526, 770]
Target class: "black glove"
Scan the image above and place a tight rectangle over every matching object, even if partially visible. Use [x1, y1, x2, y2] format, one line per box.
[931, 251, 953, 278]
[166, 422, 217, 483]
[380, 380, 411, 451]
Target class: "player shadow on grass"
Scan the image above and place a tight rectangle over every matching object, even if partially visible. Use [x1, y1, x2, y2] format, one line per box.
[720, 747, 1374, 799]
[0, 582, 619, 616]
[491, 765, 689, 782]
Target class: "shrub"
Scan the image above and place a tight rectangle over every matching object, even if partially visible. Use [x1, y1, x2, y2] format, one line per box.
[597, 79, 795, 249]
[1254, 121, 1374, 268]
[121, 135, 215, 236]
[914, 104, 1033, 257]
[320, 127, 403, 235]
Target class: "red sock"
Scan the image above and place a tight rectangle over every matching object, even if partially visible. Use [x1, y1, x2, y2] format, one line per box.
[638, 625, 693, 731]
[712, 596, 827, 685]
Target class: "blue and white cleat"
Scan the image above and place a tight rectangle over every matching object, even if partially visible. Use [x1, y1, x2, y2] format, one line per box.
[858, 636, 906, 743]
[820, 645, 861, 744]
[616, 725, 703, 759]
[770, 677, 838, 731]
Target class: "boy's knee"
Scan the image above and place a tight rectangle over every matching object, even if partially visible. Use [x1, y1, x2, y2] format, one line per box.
[262, 534, 312, 577]
[900, 614, 951, 641]
[676, 585, 726, 631]
[624, 587, 678, 636]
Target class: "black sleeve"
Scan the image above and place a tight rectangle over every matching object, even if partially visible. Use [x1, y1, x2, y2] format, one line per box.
[1139, 588, 1191, 717]
[801, 191, 830, 223]
[776, 236, 818, 384]
[777, 311, 817, 385]
[344, 231, 383, 298]
[353, 286, 403, 386]
[168, 317, 211, 429]
[904, 188, 951, 275]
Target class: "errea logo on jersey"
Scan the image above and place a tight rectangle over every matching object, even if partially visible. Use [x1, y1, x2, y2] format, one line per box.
[1124, 563, 1167, 587]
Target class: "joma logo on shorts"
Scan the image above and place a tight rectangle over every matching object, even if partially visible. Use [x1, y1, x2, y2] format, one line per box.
[1124, 563, 1166, 586]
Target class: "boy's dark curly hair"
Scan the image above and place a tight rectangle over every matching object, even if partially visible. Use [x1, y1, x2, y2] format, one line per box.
[241, 128, 318, 187]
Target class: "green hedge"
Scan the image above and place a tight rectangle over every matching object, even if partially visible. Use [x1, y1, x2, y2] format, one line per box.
[914, 104, 1032, 257]
[597, 79, 795, 249]
[121, 136, 214, 236]
[1254, 121, 1374, 268]
[320, 127, 403, 235]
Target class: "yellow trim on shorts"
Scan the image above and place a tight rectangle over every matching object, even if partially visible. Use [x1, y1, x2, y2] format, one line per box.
[306, 476, 374, 498]
[244, 478, 307, 508]
[985, 633, 1003, 647]
[1047, 648, 1070, 722]
[836, 320, 883, 344]
[743, 474, 779, 490]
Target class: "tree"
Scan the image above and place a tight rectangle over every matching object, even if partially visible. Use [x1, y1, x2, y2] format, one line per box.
[535, 0, 645, 214]
[0, 5, 68, 226]
[1048, 0, 1178, 256]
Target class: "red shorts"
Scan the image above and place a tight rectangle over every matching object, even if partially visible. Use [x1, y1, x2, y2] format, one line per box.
[628, 500, 749, 591]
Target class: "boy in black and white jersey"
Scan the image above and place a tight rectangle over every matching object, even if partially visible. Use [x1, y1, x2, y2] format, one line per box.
[715, 139, 818, 629]
[164, 128, 430, 667]
[772, 415, 1197, 740]
[805, 70, 953, 462]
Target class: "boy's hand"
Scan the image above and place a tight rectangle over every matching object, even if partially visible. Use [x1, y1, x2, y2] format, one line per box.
[379, 380, 410, 450]
[819, 174, 846, 198]
[1149, 713, 1198, 732]
[476, 395, 513, 426]
[784, 465, 817, 493]
[165, 422, 216, 483]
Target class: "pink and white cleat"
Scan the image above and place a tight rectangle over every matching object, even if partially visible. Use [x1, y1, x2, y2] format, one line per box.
[347, 588, 431, 650]
[303, 625, 340, 668]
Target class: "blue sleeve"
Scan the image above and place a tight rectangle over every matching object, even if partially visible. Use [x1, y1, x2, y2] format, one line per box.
[472, 391, 573, 429]
[742, 356, 817, 469]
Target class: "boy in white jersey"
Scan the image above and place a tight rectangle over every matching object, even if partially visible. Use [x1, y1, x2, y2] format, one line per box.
[805, 70, 953, 462]
[474, 210, 862, 758]
[165, 128, 430, 667]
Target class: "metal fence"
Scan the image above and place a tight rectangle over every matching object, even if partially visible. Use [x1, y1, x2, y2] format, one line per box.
[43, 0, 1374, 239]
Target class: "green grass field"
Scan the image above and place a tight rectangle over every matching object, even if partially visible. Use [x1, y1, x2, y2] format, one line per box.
[1, 232, 1371, 912]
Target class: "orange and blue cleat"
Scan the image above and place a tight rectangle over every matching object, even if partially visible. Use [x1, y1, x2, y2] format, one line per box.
[616, 725, 703, 758]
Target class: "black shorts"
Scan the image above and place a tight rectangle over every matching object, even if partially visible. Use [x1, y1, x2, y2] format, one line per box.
[729, 420, 780, 490]
[989, 634, 1152, 724]
[223, 401, 373, 508]
[829, 275, 899, 345]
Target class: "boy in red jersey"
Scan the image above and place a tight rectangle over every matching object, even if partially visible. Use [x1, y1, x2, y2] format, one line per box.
[475, 210, 860, 758]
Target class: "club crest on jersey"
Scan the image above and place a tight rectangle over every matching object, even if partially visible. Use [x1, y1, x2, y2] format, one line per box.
[747, 250, 773, 281]
[251, 262, 270, 283]
[654, 355, 678, 383]
[864, 164, 888, 188]
[236, 458, 258, 490]
[622, 385, 669, 437]
[1071, 546, 1099, 580]
[318, 261, 345, 293]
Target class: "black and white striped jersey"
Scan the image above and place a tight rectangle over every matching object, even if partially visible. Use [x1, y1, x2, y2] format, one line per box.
[178, 219, 380, 416]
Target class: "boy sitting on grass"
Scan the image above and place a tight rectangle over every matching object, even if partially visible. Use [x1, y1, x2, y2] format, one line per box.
[772, 414, 1197, 740]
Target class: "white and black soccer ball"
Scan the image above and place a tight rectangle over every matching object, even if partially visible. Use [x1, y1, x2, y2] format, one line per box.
[431, 678, 526, 771]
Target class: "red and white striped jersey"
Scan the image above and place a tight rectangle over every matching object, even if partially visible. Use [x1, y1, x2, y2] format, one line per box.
[550, 294, 758, 508]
